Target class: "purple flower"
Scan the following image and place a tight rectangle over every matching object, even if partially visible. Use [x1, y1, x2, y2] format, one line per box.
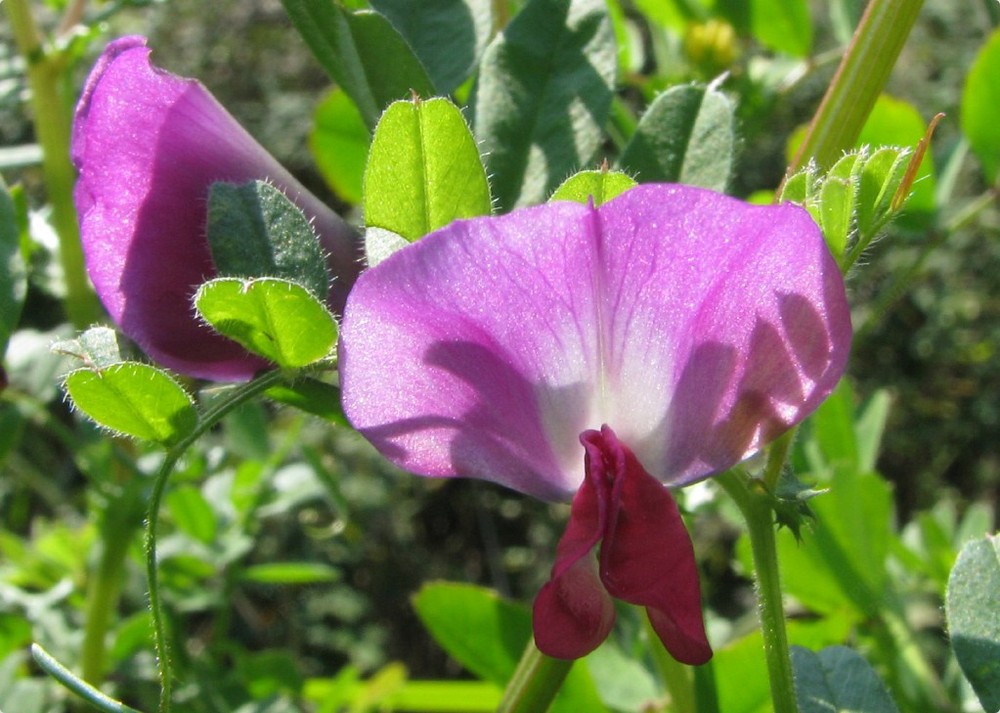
[73, 36, 360, 381]
[339, 184, 852, 662]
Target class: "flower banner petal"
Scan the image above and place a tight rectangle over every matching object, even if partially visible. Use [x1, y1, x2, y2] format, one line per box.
[73, 36, 360, 380]
[340, 184, 850, 497]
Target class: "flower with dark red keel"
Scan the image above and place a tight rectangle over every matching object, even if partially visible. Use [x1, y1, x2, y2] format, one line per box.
[339, 184, 852, 663]
[73, 36, 361, 381]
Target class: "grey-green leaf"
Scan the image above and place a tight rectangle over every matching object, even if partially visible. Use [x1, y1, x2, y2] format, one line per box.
[473, 0, 617, 209]
[206, 180, 331, 301]
[619, 83, 735, 191]
[946, 534, 1000, 713]
[280, 0, 435, 129]
[369, 0, 493, 95]
[792, 646, 900, 713]
[51, 326, 123, 370]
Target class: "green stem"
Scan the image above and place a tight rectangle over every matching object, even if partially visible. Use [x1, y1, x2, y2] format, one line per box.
[787, 0, 925, 173]
[717, 471, 798, 713]
[646, 612, 695, 713]
[145, 370, 286, 713]
[497, 639, 574, 713]
[80, 520, 134, 685]
[5, 0, 100, 328]
[31, 644, 145, 713]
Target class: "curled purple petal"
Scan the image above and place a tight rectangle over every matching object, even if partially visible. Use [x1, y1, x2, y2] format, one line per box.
[73, 36, 360, 380]
[340, 184, 851, 497]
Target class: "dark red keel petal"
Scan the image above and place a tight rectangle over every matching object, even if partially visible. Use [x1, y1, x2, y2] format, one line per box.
[589, 426, 713, 666]
[532, 451, 614, 659]
[533, 555, 616, 659]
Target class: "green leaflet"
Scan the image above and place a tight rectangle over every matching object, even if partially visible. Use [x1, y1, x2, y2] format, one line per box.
[64, 362, 197, 446]
[369, 0, 493, 95]
[206, 180, 330, 301]
[961, 28, 1000, 184]
[280, 0, 434, 129]
[364, 97, 491, 243]
[947, 535, 1000, 713]
[194, 278, 338, 369]
[791, 646, 899, 713]
[473, 0, 617, 209]
[550, 169, 637, 205]
[412, 582, 608, 713]
[310, 88, 369, 205]
[619, 83, 735, 191]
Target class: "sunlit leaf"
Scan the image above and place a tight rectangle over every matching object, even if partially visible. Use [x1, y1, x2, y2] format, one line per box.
[961, 28, 1000, 183]
[194, 277, 337, 368]
[65, 362, 197, 446]
[365, 97, 491, 242]
[550, 169, 637, 205]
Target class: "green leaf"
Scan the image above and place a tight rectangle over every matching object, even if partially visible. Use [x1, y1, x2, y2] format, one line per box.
[473, 0, 617, 209]
[817, 153, 861, 257]
[0, 177, 26, 356]
[855, 146, 910, 238]
[412, 582, 608, 713]
[364, 97, 491, 242]
[791, 646, 899, 712]
[310, 87, 369, 204]
[369, 0, 493, 95]
[550, 169, 637, 205]
[961, 28, 1000, 183]
[854, 389, 891, 474]
[206, 180, 330, 300]
[946, 534, 1000, 713]
[280, 0, 435, 129]
[857, 95, 936, 219]
[265, 378, 348, 426]
[64, 362, 197, 446]
[194, 277, 337, 368]
[809, 379, 859, 473]
[166, 485, 218, 545]
[241, 562, 340, 585]
[748, 0, 812, 57]
[619, 83, 735, 191]
[51, 326, 122, 370]
[412, 582, 530, 685]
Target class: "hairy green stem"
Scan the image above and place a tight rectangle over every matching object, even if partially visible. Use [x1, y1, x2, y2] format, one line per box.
[5, 0, 99, 328]
[718, 471, 797, 713]
[146, 370, 286, 713]
[497, 640, 574, 713]
[787, 0, 925, 173]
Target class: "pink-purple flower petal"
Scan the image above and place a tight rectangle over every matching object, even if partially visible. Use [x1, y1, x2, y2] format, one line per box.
[73, 36, 360, 381]
[340, 184, 851, 498]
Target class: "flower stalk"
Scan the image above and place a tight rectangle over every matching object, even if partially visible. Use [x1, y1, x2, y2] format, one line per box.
[788, 0, 926, 173]
[717, 470, 798, 713]
[497, 640, 574, 713]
